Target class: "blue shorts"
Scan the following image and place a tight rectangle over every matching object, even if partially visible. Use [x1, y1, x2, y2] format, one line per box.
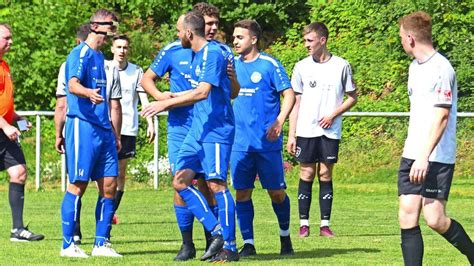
[175, 135, 230, 181]
[230, 150, 286, 190]
[168, 134, 204, 177]
[65, 117, 118, 183]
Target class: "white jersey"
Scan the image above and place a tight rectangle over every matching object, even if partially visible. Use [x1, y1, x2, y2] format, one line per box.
[291, 55, 355, 139]
[56, 61, 122, 103]
[111, 60, 145, 136]
[402, 52, 457, 164]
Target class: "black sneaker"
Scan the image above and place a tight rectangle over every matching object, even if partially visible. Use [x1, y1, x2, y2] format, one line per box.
[239, 243, 257, 257]
[174, 243, 196, 261]
[10, 227, 44, 242]
[280, 236, 294, 256]
[209, 248, 240, 262]
[200, 234, 224, 261]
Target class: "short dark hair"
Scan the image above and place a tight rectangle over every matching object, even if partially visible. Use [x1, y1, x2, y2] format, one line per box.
[192, 2, 219, 19]
[303, 22, 329, 39]
[113, 34, 130, 43]
[90, 8, 118, 22]
[399, 11, 432, 44]
[234, 20, 262, 41]
[76, 23, 90, 42]
[183, 11, 205, 38]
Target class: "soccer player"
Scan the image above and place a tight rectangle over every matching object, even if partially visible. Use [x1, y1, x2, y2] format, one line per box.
[142, 11, 239, 262]
[54, 23, 122, 245]
[60, 9, 122, 258]
[0, 23, 44, 242]
[287, 22, 357, 238]
[231, 20, 295, 257]
[107, 34, 155, 230]
[141, 14, 200, 261]
[142, 5, 238, 260]
[397, 11, 474, 265]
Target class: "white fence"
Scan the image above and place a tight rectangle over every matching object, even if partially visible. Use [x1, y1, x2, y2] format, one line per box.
[16, 111, 474, 191]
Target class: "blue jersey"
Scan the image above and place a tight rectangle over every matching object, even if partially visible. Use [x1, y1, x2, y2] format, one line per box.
[232, 52, 291, 151]
[189, 42, 235, 144]
[149, 40, 193, 139]
[210, 39, 235, 66]
[65, 42, 110, 129]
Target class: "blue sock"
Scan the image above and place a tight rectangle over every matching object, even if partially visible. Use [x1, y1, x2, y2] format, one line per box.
[61, 191, 81, 249]
[236, 200, 254, 241]
[94, 196, 115, 247]
[174, 205, 194, 245]
[211, 205, 219, 219]
[215, 189, 237, 252]
[174, 205, 194, 232]
[178, 186, 219, 233]
[272, 195, 290, 233]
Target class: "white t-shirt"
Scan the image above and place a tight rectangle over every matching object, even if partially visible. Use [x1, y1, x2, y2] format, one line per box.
[111, 61, 145, 136]
[56, 61, 122, 102]
[291, 55, 355, 139]
[402, 52, 457, 164]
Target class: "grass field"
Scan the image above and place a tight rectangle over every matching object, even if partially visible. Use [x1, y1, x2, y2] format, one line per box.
[0, 180, 473, 265]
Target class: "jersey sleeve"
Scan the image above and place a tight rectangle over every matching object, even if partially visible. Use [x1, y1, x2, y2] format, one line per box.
[110, 66, 122, 100]
[434, 65, 454, 107]
[136, 67, 145, 93]
[271, 59, 291, 93]
[66, 49, 88, 83]
[341, 63, 356, 92]
[290, 63, 303, 94]
[149, 49, 171, 78]
[56, 62, 67, 97]
[198, 48, 224, 87]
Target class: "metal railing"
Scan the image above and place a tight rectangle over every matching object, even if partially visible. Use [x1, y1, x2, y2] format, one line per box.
[16, 111, 474, 191]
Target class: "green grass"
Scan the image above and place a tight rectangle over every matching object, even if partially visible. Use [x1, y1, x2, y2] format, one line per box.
[0, 182, 473, 265]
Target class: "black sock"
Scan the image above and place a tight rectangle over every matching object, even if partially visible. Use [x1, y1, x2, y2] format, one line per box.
[114, 190, 124, 212]
[319, 180, 333, 221]
[74, 202, 82, 237]
[298, 179, 313, 220]
[204, 229, 212, 250]
[9, 182, 25, 229]
[441, 219, 474, 264]
[182, 230, 193, 246]
[401, 226, 423, 266]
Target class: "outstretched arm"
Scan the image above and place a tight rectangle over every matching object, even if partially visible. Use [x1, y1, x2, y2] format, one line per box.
[141, 82, 212, 118]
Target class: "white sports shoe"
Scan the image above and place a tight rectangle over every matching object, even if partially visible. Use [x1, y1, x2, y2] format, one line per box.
[91, 244, 123, 257]
[60, 244, 89, 258]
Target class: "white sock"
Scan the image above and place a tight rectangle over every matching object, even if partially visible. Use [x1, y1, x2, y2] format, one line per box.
[320, 219, 330, 227]
[244, 239, 254, 245]
[280, 229, 290, 237]
[300, 219, 309, 227]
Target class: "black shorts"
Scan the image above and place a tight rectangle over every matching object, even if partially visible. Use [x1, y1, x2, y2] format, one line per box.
[0, 131, 26, 171]
[398, 157, 454, 200]
[118, 135, 137, 160]
[295, 136, 339, 164]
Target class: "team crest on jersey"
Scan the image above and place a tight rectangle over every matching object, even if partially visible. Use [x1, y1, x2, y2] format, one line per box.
[309, 81, 317, 88]
[195, 65, 201, 77]
[251, 71, 262, 83]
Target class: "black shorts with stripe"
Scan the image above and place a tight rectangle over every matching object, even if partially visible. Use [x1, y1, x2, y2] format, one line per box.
[398, 157, 454, 200]
[0, 131, 26, 171]
[295, 136, 340, 164]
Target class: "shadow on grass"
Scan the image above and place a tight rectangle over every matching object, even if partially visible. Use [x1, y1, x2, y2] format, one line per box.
[119, 220, 176, 225]
[244, 248, 380, 261]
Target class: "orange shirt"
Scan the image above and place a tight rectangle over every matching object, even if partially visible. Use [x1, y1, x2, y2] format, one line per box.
[0, 59, 14, 125]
